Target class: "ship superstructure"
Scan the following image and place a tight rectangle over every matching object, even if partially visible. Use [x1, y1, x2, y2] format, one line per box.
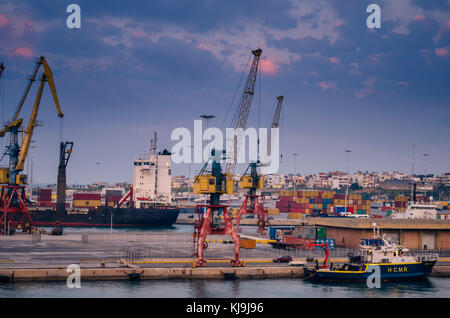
[391, 183, 438, 219]
[133, 132, 172, 208]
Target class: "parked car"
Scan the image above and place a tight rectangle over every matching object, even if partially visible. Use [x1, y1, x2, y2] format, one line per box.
[273, 255, 292, 263]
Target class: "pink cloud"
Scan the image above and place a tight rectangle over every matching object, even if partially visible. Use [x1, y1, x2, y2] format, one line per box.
[197, 43, 210, 51]
[0, 14, 10, 28]
[329, 57, 340, 64]
[260, 59, 278, 75]
[435, 47, 449, 56]
[447, 20, 450, 28]
[412, 15, 426, 21]
[318, 81, 336, 91]
[14, 47, 33, 58]
[355, 88, 374, 99]
[130, 30, 147, 38]
[397, 81, 408, 86]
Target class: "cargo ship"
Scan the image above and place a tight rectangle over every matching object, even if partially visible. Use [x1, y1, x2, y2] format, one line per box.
[304, 233, 437, 282]
[28, 133, 179, 228]
[28, 205, 179, 228]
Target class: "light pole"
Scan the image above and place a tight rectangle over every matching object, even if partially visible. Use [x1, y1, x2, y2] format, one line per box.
[424, 153, 429, 198]
[189, 145, 194, 200]
[293, 153, 299, 191]
[423, 153, 429, 176]
[200, 114, 215, 164]
[344, 150, 351, 214]
[200, 115, 215, 131]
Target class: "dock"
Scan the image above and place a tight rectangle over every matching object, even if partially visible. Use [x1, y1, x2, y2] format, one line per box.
[1, 231, 450, 282]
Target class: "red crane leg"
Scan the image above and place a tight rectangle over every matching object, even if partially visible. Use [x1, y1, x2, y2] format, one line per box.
[195, 207, 212, 267]
[235, 196, 249, 229]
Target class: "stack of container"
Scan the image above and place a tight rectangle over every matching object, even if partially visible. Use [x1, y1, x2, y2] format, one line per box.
[275, 189, 371, 216]
[438, 202, 449, 210]
[267, 208, 280, 216]
[37, 189, 52, 207]
[394, 195, 408, 213]
[73, 193, 101, 209]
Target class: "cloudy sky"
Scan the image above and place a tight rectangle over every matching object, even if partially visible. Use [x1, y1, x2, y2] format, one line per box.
[0, 0, 449, 184]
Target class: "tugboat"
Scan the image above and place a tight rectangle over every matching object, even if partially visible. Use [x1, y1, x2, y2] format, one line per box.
[304, 233, 438, 282]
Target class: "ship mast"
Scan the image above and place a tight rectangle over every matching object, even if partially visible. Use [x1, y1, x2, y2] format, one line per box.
[150, 131, 157, 156]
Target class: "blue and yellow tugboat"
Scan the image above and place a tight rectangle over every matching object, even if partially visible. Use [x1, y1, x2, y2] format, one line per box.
[304, 234, 438, 282]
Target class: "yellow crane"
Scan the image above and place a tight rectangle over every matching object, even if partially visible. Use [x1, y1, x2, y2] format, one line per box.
[0, 56, 63, 185]
[0, 56, 64, 234]
[191, 48, 263, 267]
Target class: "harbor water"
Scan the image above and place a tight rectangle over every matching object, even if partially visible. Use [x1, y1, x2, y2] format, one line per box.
[1, 277, 450, 298]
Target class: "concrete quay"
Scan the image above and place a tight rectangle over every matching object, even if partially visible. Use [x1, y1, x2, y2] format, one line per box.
[1, 229, 450, 282]
[1, 260, 450, 282]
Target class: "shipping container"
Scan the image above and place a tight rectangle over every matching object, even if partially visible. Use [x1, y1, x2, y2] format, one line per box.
[240, 238, 256, 249]
[298, 226, 316, 239]
[267, 208, 280, 215]
[315, 238, 335, 250]
[361, 239, 384, 246]
[315, 227, 327, 240]
[73, 193, 101, 200]
[73, 200, 101, 208]
[269, 227, 295, 240]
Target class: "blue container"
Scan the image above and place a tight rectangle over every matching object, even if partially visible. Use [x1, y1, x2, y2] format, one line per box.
[269, 226, 295, 240]
[361, 239, 384, 246]
[315, 238, 335, 250]
[310, 198, 315, 204]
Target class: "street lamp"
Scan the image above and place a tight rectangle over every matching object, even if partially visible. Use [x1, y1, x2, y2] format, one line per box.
[200, 115, 215, 163]
[423, 153, 429, 176]
[293, 153, 299, 191]
[423, 153, 429, 197]
[200, 115, 215, 130]
[344, 150, 352, 214]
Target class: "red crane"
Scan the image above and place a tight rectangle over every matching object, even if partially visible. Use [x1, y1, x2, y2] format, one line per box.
[306, 243, 330, 269]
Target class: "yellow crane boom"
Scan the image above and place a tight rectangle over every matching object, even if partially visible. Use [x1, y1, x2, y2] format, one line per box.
[0, 56, 64, 183]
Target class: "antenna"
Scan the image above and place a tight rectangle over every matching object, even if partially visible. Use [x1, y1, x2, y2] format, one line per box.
[412, 144, 415, 176]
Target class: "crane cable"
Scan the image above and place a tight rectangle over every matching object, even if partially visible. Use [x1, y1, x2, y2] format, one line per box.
[220, 53, 252, 131]
[257, 63, 261, 162]
[0, 71, 5, 161]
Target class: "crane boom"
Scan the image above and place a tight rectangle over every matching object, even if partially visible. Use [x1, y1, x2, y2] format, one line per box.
[225, 48, 262, 177]
[42, 58, 64, 118]
[267, 95, 284, 155]
[0, 56, 63, 138]
[0, 56, 64, 183]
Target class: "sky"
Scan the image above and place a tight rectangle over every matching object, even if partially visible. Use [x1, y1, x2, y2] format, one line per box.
[0, 0, 449, 185]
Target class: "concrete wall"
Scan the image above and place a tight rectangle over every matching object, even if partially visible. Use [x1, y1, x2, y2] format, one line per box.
[325, 227, 450, 250]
